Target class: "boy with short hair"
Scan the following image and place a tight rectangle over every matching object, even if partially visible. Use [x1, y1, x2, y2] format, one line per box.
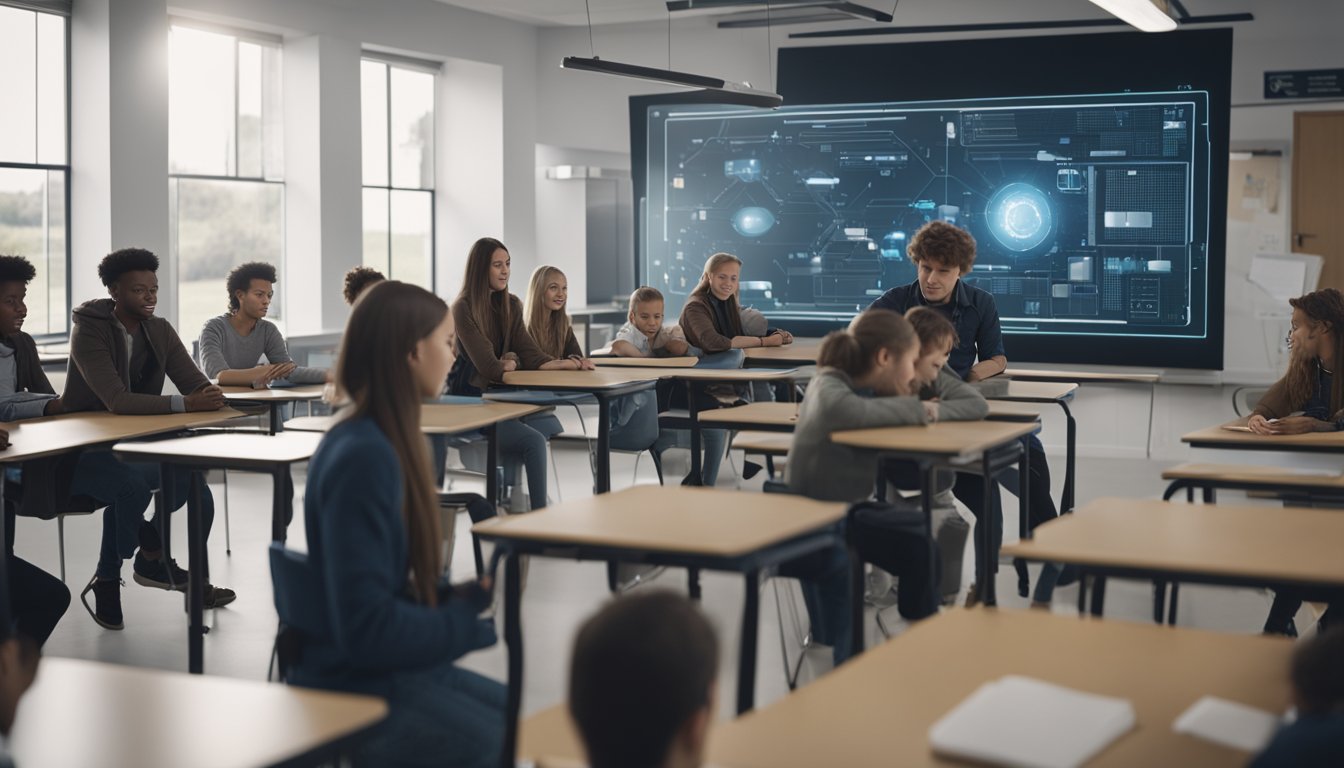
[611, 286, 689, 358]
[569, 591, 718, 768]
[198, 261, 327, 387]
[342, 265, 385, 306]
[65, 247, 235, 629]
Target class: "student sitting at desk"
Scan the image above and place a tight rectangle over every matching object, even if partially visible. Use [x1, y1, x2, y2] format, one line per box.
[198, 261, 327, 387]
[869, 221, 1061, 605]
[64, 248, 234, 629]
[610, 286, 689, 358]
[342, 265, 385, 306]
[297, 280, 501, 768]
[1252, 626, 1344, 767]
[569, 592, 717, 768]
[1249, 288, 1344, 635]
[0, 256, 71, 646]
[785, 309, 953, 663]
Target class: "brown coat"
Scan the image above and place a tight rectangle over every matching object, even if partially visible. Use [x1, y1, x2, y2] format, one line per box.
[679, 293, 743, 354]
[63, 298, 211, 414]
[448, 293, 555, 393]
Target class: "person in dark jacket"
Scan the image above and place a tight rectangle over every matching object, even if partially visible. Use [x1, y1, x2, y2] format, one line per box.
[1252, 626, 1344, 767]
[295, 280, 501, 768]
[64, 248, 234, 630]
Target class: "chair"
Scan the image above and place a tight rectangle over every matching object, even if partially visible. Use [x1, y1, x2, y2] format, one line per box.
[54, 494, 106, 582]
[761, 480, 818, 689]
[439, 491, 493, 579]
[268, 543, 331, 683]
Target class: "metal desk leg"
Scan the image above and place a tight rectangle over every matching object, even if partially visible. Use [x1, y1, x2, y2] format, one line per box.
[1153, 581, 1168, 624]
[187, 469, 206, 674]
[1089, 575, 1107, 617]
[272, 465, 289, 543]
[269, 403, 282, 435]
[686, 382, 703, 486]
[485, 423, 499, 511]
[1077, 571, 1088, 616]
[920, 462, 937, 593]
[737, 569, 760, 714]
[979, 453, 997, 607]
[847, 521, 865, 661]
[688, 568, 702, 600]
[1166, 583, 1180, 625]
[595, 393, 611, 494]
[1059, 400, 1076, 515]
[500, 551, 523, 768]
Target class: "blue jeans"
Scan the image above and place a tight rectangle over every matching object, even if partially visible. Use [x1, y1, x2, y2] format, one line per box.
[70, 451, 216, 580]
[453, 415, 557, 511]
[354, 663, 505, 768]
[652, 428, 728, 486]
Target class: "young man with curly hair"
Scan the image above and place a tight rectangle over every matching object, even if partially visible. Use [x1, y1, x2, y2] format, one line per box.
[64, 247, 236, 630]
[197, 261, 327, 388]
[342, 265, 385, 306]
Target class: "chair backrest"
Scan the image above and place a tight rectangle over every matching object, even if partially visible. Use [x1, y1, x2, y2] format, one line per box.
[268, 543, 331, 638]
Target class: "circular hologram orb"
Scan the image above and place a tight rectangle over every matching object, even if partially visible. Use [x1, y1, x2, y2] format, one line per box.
[986, 182, 1054, 252]
[731, 206, 776, 237]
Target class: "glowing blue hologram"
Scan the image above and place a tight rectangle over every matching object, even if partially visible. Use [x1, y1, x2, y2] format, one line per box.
[986, 182, 1054, 252]
[724, 158, 761, 183]
[732, 206, 776, 237]
[880, 231, 907, 259]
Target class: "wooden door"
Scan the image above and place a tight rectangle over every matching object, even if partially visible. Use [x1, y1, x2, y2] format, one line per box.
[1293, 111, 1344, 291]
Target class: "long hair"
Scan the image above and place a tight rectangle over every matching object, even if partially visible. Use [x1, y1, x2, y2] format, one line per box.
[525, 265, 573, 359]
[334, 280, 447, 605]
[455, 237, 512, 350]
[1282, 288, 1344, 416]
[688, 252, 744, 335]
[818, 309, 918, 379]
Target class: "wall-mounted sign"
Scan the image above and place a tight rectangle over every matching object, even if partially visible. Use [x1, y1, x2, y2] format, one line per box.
[1264, 68, 1344, 100]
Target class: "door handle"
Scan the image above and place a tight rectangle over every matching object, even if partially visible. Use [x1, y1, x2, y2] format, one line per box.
[1295, 232, 1317, 248]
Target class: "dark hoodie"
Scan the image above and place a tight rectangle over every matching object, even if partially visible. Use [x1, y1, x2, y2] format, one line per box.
[63, 298, 210, 415]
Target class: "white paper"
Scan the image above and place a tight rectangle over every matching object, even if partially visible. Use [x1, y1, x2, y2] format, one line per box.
[929, 676, 1136, 768]
[1172, 696, 1281, 752]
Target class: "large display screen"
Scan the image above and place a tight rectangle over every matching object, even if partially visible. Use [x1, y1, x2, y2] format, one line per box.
[631, 30, 1231, 369]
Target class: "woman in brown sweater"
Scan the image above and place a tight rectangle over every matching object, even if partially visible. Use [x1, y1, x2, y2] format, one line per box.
[446, 238, 585, 510]
[679, 253, 792, 353]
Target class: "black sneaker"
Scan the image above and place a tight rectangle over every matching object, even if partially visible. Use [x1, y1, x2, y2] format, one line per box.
[132, 555, 190, 591]
[205, 585, 237, 609]
[79, 577, 125, 630]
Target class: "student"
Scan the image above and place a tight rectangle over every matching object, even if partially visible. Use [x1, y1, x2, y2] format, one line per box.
[677, 253, 790, 485]
[569, 591, 717, 768]
[1250, 288, 1344, 635]
[446, 238, 577, 511]
[343, 265, 386, 306]
[0, 256, 71, 645]
[869, 221, 1060, 604]
[611, 286, 690, 358]
[1251, 627, 1344, 767]
[64, 248, 234, 629]
[198, 261, 327, 387]
[295, 279, 501, 768]
[785, 309, 963, 662]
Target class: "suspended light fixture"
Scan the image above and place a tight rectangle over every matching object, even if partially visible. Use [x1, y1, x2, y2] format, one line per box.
[1087, 0, 1178, 32]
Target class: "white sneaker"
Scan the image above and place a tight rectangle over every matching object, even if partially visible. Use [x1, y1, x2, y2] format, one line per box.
[864, 567, 898, 607]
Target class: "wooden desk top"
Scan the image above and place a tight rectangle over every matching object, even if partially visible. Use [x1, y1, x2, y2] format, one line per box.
[0, 408, 247, 463]
[284, 401, 543, 435]
[976, 379, 1079, 403]
[472, 485, 844, 557]
[664, 367, 798, 381]
[1005, 367, 1160, 384]
[698, 402, 799, 428]
[519, 705, 588, 768]
[114, 431, 324, 465]
[985, 401, 1042, 422]
[743, 341, 823, 364]
[9, 657, 387, 768]
[830, 420, 1039, 459]
[1162, 462, 1344, 487]
[501, 369, 660, 389]
[732, 431, 794, 454]
[1183, 419, 1344, 452]
[591, 355, 699, 368]
[220, 384, 326, 401]
[1002, 497, 1344, 588]
[707, 609, 1293, 768]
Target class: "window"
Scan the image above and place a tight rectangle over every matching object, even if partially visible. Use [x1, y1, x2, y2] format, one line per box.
[0, 2, 68, 338]
[361, 56, 435, 289]
[169, 23, 284, 339]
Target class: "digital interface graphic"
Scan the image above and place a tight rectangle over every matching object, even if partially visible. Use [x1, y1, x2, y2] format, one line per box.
[642, 92, 1212, 342]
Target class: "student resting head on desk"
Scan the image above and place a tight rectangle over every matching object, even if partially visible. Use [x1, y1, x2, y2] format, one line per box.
[1249, 288, 1344, 635]
[198, 261, 328, 388]
[781, 308, 953, 665]
[65, 247, 234, 631]
[1252, 626, 1344, 767]
[569, 592, 717, 768]
[297, 279, 503, 768]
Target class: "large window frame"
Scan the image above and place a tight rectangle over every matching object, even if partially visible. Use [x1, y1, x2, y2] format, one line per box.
[361, 52, 438, 291]
[168, 19, 285, 338]
[0, 0, 71, 342]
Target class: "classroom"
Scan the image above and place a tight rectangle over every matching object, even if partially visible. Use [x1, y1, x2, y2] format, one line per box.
[1, 0, 1342, 766]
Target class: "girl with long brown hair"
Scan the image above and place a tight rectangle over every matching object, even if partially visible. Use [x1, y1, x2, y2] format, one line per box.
[297, 280, 503, 767]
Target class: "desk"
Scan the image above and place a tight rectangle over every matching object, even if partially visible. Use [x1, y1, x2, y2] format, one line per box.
[518, 705, 587, 768]
[498, 370, 660, 494]
[590, 355, 698, 368]
[979, 378, 1080, 515]
[707, 609, 1294, 768]
[220, 384, 326, 434]
[114, 432, 324, 673]
[743, 341, 822, 367]
[1161, 462, 1344, 502]
[985, 401, 1043, 422]
[697, 401, 798, 431]
[664, 368, 798, 486]
[472, 485, 849, 767]
[1003, 497, 1344, 622]
[9, 657, 386, 768]
[832, 420, 1040, 607]
[1006, 367, 1160, 459]
[1183, 418, 1344, 454]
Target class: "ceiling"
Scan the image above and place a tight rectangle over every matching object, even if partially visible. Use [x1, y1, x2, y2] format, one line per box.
[436, 0, 718, 27]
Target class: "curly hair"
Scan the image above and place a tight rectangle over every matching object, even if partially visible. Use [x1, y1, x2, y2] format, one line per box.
[98, 248, 159, 287]
[1280, 288, 1344, 417]
[343, 266, 386, 306]
[907, 221, 977, 274]
[0, 255, 37, 285]
[225, 261, 278, 313]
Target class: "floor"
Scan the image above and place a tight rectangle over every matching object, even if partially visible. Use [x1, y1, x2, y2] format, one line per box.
[16, 387, 1322, 723]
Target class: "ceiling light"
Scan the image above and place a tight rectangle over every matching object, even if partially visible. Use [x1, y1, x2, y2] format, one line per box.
[561, 57, 782, 108]
[667, 0, 894, 24]
[1088, 0, 1177, 32]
